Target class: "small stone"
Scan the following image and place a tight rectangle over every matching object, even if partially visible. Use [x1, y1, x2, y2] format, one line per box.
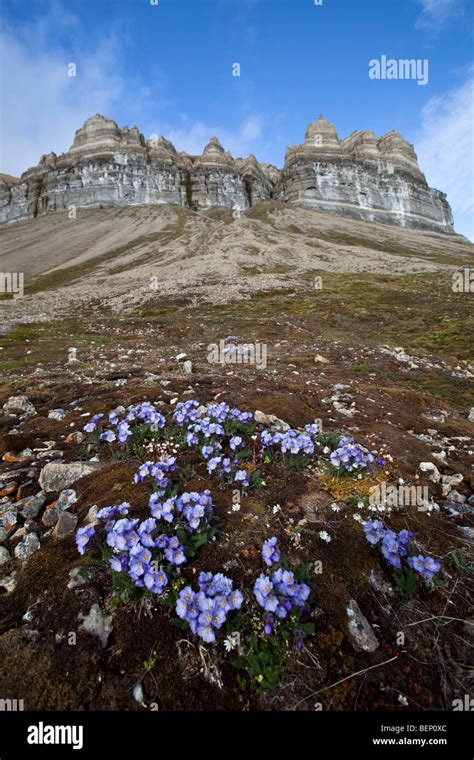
[346, 599, 379, 652]
[39, 461, 100, 492]
[14, 533, 40, 561]
[17, 491, 47, 519]
[421, 409, 447, 424]
[66, 431, 85, 444]
[0, 572, 17, 593]
[468, 407, 474, 422]
[0, 507, 18, 543]
[85, 505, 99, 524]
[447, 490, 466, 505]
[56, 488, 77, 511]
[133, 682, 144, 703]
[53, 511, 78, 539]
[419, 462, 441, 483]
[67, 567, 87, 589]
[183, 360, 193, 375]
[314, 354, 329, 364]
[458, 526, 474, 540]
[42, 504, 60, 526]
[2, 395, 36, 416]
[441, 473, 463, 496]
[254, 410, 290, 432]
[0, 546, 11, 565]
[369, 569, 394, 597]
[78, 603, 113, 649]
[176, 353, 188, 363]
[48, 409, 66, 421]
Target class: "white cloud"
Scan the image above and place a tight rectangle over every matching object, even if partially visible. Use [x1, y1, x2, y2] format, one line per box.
[0, 4, 266, 177]
[415, 0, 464, 34]
[0, 25, 127, 176]
[414, 71, 474, 239]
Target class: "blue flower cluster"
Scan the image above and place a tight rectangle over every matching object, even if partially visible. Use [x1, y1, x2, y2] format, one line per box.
[76, 502, 170, 594]
[149, 490, 213, 532]
[83, 402, 166, 444]
[176, 572, 244, 643]
[134, 457, 176, 488]
[364, 519, 441, 578]
[254, 568, 310, 624]
[173, 399, 252, 428]
[261, 429, 314, 456]
[330, 436, 375, 472]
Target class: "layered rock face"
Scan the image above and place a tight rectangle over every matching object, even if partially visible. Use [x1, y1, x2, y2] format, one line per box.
[0, 114, 454, 233]
[274, 116, 453, 233]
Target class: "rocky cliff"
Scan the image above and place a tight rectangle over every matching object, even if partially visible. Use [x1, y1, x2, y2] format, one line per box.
[0, 114, 454, 233]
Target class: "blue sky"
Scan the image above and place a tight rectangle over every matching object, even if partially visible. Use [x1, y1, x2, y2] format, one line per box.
[0, 0, 473, 237]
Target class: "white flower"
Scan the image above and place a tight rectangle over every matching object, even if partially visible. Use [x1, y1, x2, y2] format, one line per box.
[353, 513, 364, 523]
[356, 501, 364, 509]
[323, 446, 330, 454]
[319, 530, 331, 543]
[232, 503, 241, 512]
[272, 504, 281, 514]
[331, 503, 340, 512]
[398, 694, 409, 706]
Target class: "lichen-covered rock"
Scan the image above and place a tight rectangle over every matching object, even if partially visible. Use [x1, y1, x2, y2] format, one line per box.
[38, 461, 100, 493]
[345, 598, 380, 652]
[2, 395, 36, 416]
[14, 533, 40, 561]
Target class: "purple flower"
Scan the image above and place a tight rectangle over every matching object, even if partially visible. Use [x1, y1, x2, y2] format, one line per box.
[234, 469, 249, 487]
[408, 555, 441, 580]
[262, 536, 280, 567]
[76, 525, 95, 555]
[364, 519, 386, 545]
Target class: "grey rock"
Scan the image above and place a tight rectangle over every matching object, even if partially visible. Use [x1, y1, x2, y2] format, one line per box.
[48, 408, 66, 420]
[53, 511, 78, 539]
[183, 360, 193, 375]
[447, 490, 466, 505]
[274, 116, 453, 233]
[39, 461, 100, 492]
[17, 491, 47, 519]
[2, 395, 36, 416]
[176, 353, 188, 363]
[254, 410, 290, 432]
[67, 567, 87, 589]
[56, 488, 77, 511]
[0, 546, 11, 565]
[0, 572, 17, 592]
[458, 526, 474, 540]
[468, 407, 474, 422]
[0, 113, 453, 234]
[78, 603, 113, 649]
[369, 569, 394, 597]
[14, 533, 40, 561]
[0, 507, 18, 543]
[345, 598, 380, 652]
[133, 682, 145, 704]
[419, 462, 441, 483]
